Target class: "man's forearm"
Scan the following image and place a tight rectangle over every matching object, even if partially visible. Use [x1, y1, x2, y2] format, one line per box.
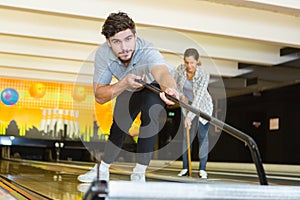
[94, 79, 128, 104]
[94, 73, 144, 104]
[159, 73, 177, 91]
[152, 65, 177, 91]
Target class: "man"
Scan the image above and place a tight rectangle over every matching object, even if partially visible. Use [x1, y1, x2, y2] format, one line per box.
[77, 12, 178, 183]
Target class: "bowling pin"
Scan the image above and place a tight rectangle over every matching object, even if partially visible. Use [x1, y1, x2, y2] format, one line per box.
[39, 109, 47, 134]
[69, 110, 75, 139]
[45, 109, 52, 134]
[56, 109, 64, 138]
[49, 108, 58, 136]
[74, 110, 80, 139]
[64, 110, 72, 139]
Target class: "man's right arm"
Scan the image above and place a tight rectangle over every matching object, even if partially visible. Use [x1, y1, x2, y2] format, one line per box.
[93, 74, 143, 104]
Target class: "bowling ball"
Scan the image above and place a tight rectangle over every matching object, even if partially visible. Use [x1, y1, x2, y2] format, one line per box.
[1, 88, 19, 105]
[29, 82, 46, 98]
[72, 86, 86, 102]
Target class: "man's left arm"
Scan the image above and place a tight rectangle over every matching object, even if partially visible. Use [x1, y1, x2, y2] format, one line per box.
[151, 65, 178, 105]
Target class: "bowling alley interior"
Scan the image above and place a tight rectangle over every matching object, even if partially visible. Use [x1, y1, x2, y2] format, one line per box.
[1, 0, 300, 199]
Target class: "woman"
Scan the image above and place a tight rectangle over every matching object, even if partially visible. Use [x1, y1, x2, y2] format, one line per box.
[174, 48, 213, 178]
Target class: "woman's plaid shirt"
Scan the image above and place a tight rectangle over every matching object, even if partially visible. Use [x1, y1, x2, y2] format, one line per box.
[174, 64, 213, 124]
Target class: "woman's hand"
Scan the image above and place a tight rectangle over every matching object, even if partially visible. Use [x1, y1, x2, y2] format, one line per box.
[184, 117, 192, 129]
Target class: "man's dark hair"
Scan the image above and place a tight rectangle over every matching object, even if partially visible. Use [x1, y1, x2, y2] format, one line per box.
[101, 12, 136, 39]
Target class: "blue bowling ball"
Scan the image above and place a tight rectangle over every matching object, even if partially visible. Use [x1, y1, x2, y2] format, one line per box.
[1, 88, 19, 106]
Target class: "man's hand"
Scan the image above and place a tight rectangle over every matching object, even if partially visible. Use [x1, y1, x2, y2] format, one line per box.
[125, 74, 144, 89]
[159, 88, 179, 105]
[94, 74, 144, 104]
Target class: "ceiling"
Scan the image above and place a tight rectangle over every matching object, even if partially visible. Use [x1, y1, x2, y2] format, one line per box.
[1, 0, 300, 99]
[212, 48, 300, 98]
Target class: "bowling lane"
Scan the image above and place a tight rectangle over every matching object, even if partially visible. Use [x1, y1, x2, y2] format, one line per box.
[0, 159, 144, 199]
[1, 159, 300, 200]
[0, 159, 85, 199]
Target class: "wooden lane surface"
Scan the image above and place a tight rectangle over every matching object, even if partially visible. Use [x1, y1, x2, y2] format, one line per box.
[0, 160, 85, 200]
[0, 159, 140, 199]
[1, 159, 300, 199]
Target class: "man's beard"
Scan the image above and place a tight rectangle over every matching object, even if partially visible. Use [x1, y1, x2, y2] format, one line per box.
[118, 49, 134, 64]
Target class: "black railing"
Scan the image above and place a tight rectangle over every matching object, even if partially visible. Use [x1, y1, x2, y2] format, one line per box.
[136, 79, 268, 185]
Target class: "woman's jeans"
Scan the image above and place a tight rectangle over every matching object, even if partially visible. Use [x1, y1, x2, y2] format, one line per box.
[181, 115, 210, 170]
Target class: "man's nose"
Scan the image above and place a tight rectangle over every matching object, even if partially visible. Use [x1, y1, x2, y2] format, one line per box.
[120, 41, 127, 50]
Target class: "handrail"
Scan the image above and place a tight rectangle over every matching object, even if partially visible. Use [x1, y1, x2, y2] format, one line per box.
[136, 79, 268, 185]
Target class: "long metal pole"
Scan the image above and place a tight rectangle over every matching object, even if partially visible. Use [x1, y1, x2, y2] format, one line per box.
[136, 79, 268, 185]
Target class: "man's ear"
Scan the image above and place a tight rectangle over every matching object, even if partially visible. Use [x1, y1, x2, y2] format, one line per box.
[107, 39, 111, 47]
